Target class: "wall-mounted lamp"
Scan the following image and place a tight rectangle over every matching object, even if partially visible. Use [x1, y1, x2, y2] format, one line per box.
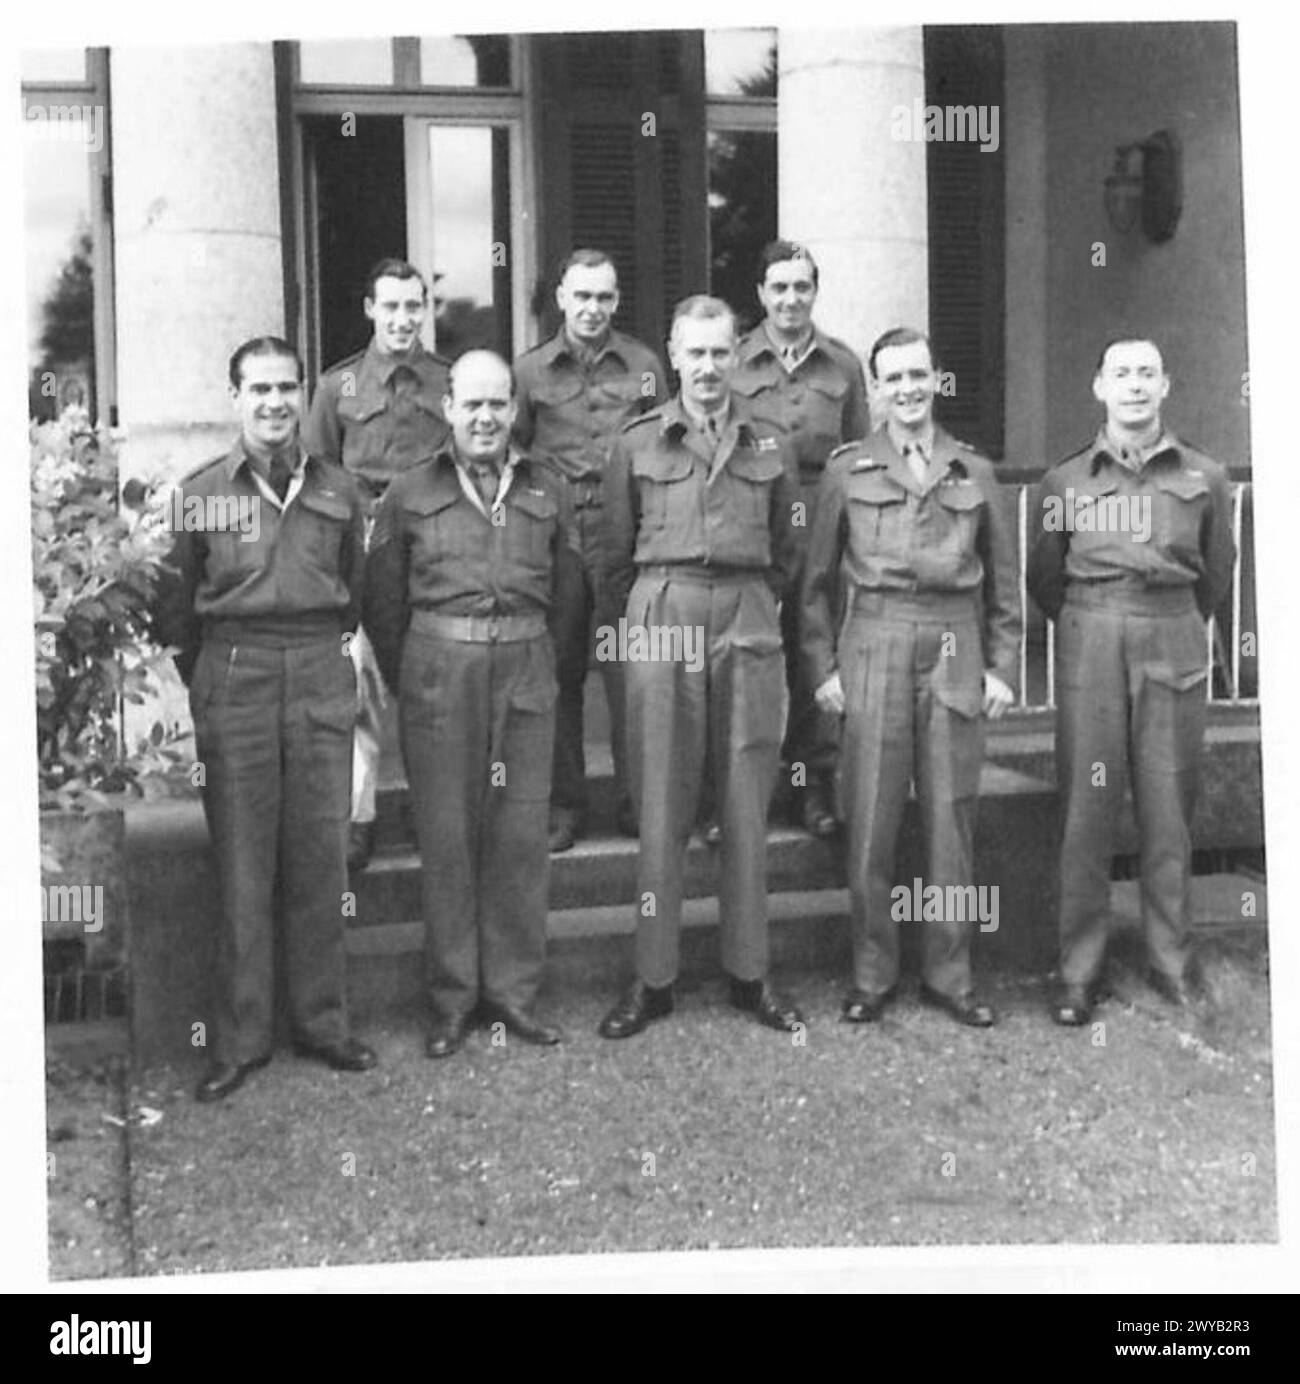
[1103, 129, 1182, 243]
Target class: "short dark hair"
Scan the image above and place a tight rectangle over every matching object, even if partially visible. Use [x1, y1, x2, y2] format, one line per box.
[228, 336, 303, 390]
[757, 239, 819, 288]
[364, 257, 428, 303]
[1094, 337, 1165, 375]
[559, 248, 617, 283]
[868, 326, 935, 380]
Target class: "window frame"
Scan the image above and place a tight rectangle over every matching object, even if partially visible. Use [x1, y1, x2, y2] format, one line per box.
[22, 46, 117, 426]
[285, 35, 535, 380]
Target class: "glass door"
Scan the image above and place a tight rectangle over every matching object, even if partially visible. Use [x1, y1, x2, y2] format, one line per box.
[404, 118, 529, 360]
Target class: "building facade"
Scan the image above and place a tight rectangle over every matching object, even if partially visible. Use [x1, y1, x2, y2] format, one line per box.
[22, 23, 1254, 705]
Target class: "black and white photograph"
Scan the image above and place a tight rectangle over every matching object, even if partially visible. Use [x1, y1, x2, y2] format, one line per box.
[6, 0, 1296, 1298]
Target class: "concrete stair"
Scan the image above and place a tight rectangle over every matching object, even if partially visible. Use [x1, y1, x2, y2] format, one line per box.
[123, 696, 1263, 1064]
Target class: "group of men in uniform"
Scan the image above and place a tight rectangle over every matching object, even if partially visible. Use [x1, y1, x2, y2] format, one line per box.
[154, 241, 1235, 1101]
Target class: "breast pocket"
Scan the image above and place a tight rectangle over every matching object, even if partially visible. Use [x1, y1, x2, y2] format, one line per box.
[295, 486, 353, 572]
[726, 450, 785, 530]
[934, 479, 984, 555]
[404, 488, 470, 570]
[336, 398, 389, 469]
[846, 471, 909, 552]
[1151, 470, 1210, 562]
[805, 372, 850, 453]
[508, 485, 559, 569]
[632, 451, 696, 532]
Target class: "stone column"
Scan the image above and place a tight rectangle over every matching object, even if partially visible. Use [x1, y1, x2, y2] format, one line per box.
[111, 43, 285, 485]
[1002, 28, 1049, 472]
[778, 27, 928, 378]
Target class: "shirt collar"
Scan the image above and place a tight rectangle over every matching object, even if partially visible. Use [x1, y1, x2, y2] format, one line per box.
[740, 321, 825, 368]
[545, 326, 628, 370]
[1089, 426, 1181, 475]
[886, 422, 936, 462]
[359, 339, 444, 397]
[224, 439, 308, 483]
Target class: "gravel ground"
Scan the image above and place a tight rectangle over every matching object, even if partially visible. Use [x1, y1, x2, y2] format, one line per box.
[82, 926, 1274, 1281]
[45, 1053, 133, 1282]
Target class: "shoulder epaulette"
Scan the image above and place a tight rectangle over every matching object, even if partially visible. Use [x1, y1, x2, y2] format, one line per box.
[320, 347, 367, 378]
[622, 409, 662, 432]
[179, 453, 230, 485]
[829, 440, 866, 462]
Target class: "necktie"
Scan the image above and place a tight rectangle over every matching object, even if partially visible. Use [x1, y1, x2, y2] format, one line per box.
[470, 461, 498, 510]
[268, 453, 293, 502]
[905, 442, 928, 488]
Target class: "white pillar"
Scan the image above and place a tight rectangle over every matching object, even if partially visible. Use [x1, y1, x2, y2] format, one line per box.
[111, 43, 285, 484]
[778, 27, 928, 370]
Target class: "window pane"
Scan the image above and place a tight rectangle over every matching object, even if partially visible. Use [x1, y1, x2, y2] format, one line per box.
[427, 126, 512, 357]
[298, 39, 393, 85]
[23, 119, 95, 422]
[419, 34, 512, 87]
[22, 47, 87, 83]
[705, 29, 776, 98]
[708, 129, 777, 333]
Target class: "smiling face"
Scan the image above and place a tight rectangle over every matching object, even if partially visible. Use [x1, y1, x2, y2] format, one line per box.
[669, 312, 738, 413]
[230, 351, 302, 456]
[1093, 340, 1169, 435]
[443, 352, 516, 466]
[365, 274, 427, 356]
[556, 261, 619, 346]
[873, 338, 937, 435]
[757, 257, 818, 340]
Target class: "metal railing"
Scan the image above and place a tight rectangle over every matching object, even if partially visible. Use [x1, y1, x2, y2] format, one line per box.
[1012, 481, 1255, 711]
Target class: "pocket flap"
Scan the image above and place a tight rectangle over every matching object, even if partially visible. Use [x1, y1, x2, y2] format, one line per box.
[511, 485, 559, 521]
[935, 479, 984, 513]
[1154, 470, 1211, 503]
[727, 450, 785, 484]
[633, 450, 695, 483]
[297, 487, 353, 522]
[847, 471, 908, 506]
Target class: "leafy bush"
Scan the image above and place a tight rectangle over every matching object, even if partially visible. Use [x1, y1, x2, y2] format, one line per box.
[32, 417, 182, 812]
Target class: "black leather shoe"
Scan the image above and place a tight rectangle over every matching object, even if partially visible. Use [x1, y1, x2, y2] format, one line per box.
[548, 810, 578, 854]
[919, 984, 997, 1028]
[481, 1001, 562, 1046]
[195, 1054, 271, 1103]
[800, 784, 838, 838]
[1147, 969, 1196, 1009]
[293, 1037, 377, 1071]
[599, 982, 673, 1039]
[425, 1014, 471, 1059]
[729, 977, 805, 1032]
[841, 988, 894, 1023]
[347, 821, 376, 872]
[701, 820, 722, 847]
[1054, 984, 1093, 1027]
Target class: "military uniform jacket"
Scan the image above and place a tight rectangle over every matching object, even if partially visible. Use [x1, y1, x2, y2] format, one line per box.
[362, 448, 581, 692]
[513, 327, 667, 482]
[152, 443, 366, 684]
[732, 324, 869, 483]
[601, 395, 800, 620]
[801, 426, 1021, 692]
[303, 340, 452, 493]
[1025, 431, 1235, 621]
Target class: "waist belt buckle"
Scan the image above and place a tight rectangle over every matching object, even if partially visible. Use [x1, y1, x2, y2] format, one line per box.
[487, 619, 500, 643]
